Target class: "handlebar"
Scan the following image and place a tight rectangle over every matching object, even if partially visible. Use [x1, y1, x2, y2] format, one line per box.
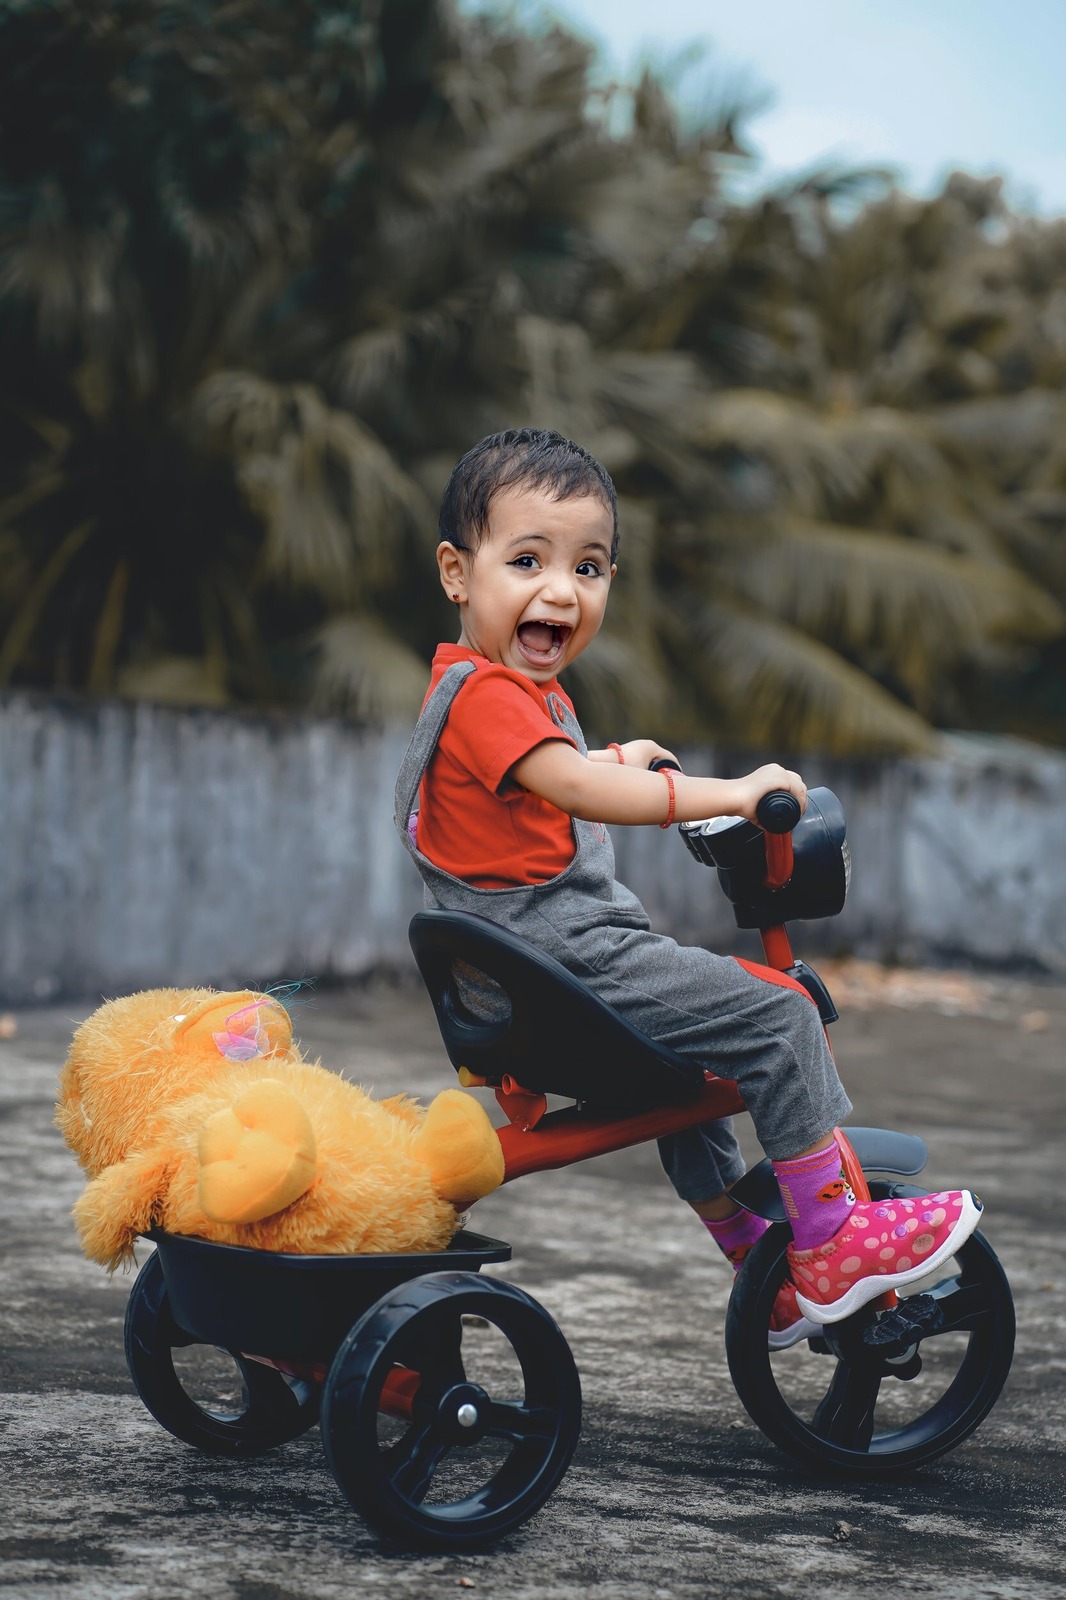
[755, 790, 802, 834]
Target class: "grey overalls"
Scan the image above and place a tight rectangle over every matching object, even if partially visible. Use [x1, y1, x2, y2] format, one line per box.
[394, 661, 852, 1200]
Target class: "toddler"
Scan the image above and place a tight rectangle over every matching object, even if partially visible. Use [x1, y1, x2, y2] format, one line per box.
[395, 428, 981, 1346]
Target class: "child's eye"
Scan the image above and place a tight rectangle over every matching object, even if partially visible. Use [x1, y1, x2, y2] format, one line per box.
[509, 555, 539, 570]
[576, 560, 604, 577]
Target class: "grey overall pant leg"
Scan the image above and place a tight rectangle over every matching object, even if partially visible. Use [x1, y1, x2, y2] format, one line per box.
[395, 662, 852, 1205]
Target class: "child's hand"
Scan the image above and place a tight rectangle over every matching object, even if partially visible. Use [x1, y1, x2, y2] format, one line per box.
[730, 764, 807, 825]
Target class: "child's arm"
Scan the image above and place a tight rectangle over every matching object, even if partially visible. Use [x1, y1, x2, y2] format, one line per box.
[512, 741, 806, 827]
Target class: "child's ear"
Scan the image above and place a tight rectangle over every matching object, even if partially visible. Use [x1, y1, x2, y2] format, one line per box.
[437, 541, 467, 600]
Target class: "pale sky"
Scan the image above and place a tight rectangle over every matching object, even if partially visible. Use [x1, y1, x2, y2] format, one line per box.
[466, 1, 1066, 215]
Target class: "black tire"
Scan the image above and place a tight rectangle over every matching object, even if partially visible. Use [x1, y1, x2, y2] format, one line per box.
[124, 1249, 321, 1455]
[321, 1271, 581, 1550]
[726, 1181, 1015, 1474]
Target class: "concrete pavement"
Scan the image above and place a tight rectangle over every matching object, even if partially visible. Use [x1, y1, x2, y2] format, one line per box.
[2, 973, 1064, 1598]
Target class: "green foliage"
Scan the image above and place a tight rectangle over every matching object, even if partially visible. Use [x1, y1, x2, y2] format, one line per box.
[0, 0, 1062, 750]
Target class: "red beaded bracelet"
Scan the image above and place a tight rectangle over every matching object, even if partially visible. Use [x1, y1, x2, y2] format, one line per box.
[658, 766, 676, 828]
[607, 742, 625, 764]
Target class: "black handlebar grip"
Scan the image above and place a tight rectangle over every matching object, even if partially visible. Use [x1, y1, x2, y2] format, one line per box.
[649, 757, 682, 773]
[756, 789, 802, 833]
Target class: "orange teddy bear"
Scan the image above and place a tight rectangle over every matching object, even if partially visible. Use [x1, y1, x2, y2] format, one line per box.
[56, 986, 504, 1270]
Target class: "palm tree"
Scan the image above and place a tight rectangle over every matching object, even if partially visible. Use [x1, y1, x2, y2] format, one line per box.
[0, 0, 443, 708]
[622, 171, 1064, 747]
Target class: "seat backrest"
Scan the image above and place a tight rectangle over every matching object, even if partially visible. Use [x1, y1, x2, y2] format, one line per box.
[408, 909, 707, 1110]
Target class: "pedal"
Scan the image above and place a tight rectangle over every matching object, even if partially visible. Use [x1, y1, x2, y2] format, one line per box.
[862, 1293, 944, 1354]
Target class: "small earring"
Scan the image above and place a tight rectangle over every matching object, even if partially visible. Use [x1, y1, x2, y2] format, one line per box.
[452, 593, 460, 601]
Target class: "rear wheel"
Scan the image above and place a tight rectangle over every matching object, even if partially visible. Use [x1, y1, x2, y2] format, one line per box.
[725, 1182, 1015, 1473]
[322, 1271, 581, 1549]
[124, 1250, 320, 1455]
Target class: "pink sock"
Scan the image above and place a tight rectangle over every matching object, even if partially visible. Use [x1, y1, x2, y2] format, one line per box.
[772, 1139, 856, 1252]
[702, 1207, 768, 1269]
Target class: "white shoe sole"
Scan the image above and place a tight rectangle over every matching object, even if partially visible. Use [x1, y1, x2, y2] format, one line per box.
[794, 1191, 983, 1326]
[768, 1313, 823, 1351]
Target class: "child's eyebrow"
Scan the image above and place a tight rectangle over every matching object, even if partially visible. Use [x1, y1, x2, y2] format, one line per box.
[504, 531, 552, 548]
[505, 531, 612, 561]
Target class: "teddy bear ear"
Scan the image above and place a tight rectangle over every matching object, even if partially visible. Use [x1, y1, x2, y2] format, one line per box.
[173, 991, 294, 1059]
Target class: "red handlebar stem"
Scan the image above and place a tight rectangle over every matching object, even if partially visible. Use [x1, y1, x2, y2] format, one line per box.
[763, 832, 794, 890]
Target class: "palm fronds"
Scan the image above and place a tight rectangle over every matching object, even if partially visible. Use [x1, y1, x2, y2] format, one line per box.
[0, 0, 1062, 748]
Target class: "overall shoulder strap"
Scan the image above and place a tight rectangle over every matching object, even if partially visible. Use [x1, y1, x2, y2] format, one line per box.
[544, 688, 587, 756]
[393, 659, 478, 842]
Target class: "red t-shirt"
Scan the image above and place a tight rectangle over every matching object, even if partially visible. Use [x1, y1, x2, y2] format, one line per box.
[415, 644, 578, 888]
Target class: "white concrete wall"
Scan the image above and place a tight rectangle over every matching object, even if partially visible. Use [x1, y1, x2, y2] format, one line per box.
[1, 692, 1063, 1004]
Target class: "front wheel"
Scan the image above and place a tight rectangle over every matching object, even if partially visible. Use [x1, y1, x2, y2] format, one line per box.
[725, 1182, 1015, 1473]
[321, 1271, 581, 1549]
[124, 1250, 321, 1455]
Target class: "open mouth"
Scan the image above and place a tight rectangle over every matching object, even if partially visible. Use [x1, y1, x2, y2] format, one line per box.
[516, 620, 572, 667]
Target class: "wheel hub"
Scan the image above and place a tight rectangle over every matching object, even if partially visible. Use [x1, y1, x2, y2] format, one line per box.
[436, 1382, 491, 1442]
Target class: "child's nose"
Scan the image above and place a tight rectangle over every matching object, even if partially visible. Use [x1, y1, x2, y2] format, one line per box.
[540, 567, 578, 605]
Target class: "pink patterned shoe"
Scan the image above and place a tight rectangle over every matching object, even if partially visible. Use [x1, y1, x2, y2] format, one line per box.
[768, 1278, 823, 1352]
[723, 1235, 823, 1351]
[788, 1190, 983, 1325]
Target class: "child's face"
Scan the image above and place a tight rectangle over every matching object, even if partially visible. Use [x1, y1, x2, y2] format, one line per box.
[438, 486, 616, 682]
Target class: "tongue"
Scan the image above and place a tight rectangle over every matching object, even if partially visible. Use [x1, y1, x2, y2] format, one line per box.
[519, 622, 556, 653]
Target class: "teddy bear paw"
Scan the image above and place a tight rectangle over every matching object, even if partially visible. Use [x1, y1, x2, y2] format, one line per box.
[412, 1089, 505, 1203]
[197, 1078, 317, 1224]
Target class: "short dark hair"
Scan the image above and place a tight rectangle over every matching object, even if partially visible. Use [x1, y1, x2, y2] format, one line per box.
[438, 428, 619, 562]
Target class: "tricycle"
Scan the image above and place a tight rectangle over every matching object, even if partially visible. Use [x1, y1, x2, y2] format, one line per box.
[122, 785, 1015, 1547]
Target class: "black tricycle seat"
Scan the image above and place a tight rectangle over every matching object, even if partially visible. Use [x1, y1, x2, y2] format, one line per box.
[409, 908, 708, 1108]
[148, 1227, 511, 1364]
